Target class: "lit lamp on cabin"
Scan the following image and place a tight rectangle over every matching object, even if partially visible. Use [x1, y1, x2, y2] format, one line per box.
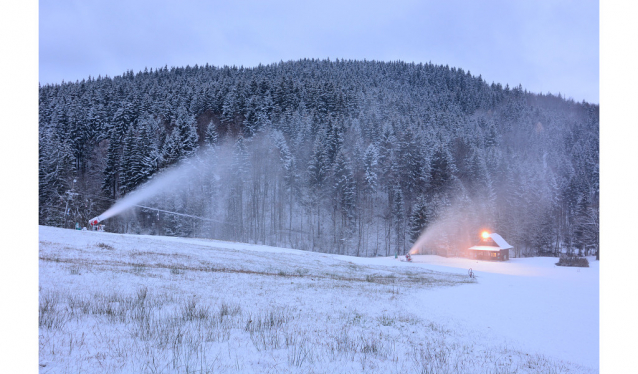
[481, 231, 490, 241]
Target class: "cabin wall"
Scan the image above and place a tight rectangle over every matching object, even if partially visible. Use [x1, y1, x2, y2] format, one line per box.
[465, 249, 509, 261]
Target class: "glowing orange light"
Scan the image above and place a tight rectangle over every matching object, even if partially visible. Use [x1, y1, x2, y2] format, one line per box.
[481, 231, 490, 239]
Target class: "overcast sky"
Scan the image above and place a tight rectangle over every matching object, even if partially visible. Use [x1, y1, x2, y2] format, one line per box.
[39, 0, 599, 103]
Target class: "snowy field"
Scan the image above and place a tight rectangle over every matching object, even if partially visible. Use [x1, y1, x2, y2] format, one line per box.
[39, 226, 598, 373]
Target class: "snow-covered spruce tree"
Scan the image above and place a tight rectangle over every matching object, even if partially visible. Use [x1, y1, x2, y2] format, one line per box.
[204, 120, 219, 147]
[160, 127, 181, 169]
[409, 197, 429, 245]
[242, 97, 259, 138]
[102, 134, 122, 201]
[221, 86, 240, 135]
[332, 150, 356, 253]
[307, 128, 330, 247]
[428, 146, 457, 196]
[363, 143, 379, 195]
[397, 128, 426, 206]
[39, 127, 76, 227]
[272, 130, 298, 245]
[225, 135, 250, 241]
[120, 124, 138, 195]
[174, 105, 199, 161]
[101, 101, 139, 201]
[135, 117, 160, 186]
[392, 183, 406, 255]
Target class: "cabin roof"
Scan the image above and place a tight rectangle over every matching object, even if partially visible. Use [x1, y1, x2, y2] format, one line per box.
[489, 233, 513, 249]
[468, 233, 513, 251]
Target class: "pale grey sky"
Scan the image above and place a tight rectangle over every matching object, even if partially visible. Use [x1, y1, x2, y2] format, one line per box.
[39, 0, 599, 103]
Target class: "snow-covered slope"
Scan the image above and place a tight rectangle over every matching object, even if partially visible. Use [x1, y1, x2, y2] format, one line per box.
[344, 254, 599, 369]
[39, 226, 598, 373]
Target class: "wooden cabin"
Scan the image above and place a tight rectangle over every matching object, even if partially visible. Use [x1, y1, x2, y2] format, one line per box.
[464, 233, 512, 261]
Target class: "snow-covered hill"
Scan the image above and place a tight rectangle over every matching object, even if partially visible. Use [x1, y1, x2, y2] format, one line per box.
[39, 226, 598, 373]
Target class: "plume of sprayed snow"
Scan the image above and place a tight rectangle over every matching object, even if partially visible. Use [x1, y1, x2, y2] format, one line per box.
[408, 218, 450, 255]
[98, 160, 200, 222]
[93, 133, 261, 225]
[408, 199, 488, 256]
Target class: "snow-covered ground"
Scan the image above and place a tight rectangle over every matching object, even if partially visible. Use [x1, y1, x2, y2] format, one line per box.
[39, 226, 598, 373]
[344, 254, 599, 370]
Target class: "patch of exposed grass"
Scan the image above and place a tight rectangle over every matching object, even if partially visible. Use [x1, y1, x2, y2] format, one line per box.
[68, 265, 81, 275]
[132, 264, 147, 275]
[170, 266, 184, 275]
[96, 242, 115, 250]
[378, 313, 395, 326]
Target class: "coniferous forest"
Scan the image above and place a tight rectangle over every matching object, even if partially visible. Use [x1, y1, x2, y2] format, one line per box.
[39, 59, 599, 258]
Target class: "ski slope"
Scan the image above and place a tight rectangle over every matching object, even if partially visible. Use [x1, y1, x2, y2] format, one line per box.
[39, 226, 598, 373]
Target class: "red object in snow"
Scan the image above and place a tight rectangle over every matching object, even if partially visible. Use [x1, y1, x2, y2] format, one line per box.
[89, 216, 102, 226]
[88, 216, 105, 231]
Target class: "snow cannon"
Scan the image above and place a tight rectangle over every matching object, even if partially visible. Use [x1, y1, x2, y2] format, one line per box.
[88, 216, 107, 231]
[89, 216, 103, 226]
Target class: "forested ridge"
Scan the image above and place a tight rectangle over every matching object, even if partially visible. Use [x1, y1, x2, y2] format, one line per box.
[39, 59, 599, 258]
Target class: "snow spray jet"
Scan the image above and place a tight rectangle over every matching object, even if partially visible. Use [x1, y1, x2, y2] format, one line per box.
[408, 216, 455, 255]
[89, 160, 200, 226]
[87, 135, 249, 228]
[407, 200, 486, 256]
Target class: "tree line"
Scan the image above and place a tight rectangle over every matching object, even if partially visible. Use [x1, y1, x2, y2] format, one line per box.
[39, 59, 599, 258]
